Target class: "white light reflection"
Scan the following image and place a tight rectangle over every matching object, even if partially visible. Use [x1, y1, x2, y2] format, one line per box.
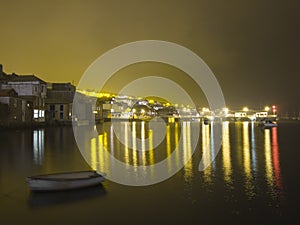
[33, 129, 44, 165]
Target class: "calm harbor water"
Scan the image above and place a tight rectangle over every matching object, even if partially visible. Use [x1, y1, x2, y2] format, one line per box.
[0, 121, 299, 225]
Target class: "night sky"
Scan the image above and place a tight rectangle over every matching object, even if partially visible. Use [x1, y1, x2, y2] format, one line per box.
[0, 0, 299, 113]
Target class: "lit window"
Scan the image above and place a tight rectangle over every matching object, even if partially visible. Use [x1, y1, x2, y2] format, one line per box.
[34, 109, 39, 119]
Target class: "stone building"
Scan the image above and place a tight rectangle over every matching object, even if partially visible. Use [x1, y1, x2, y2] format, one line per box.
[0, 64, 47, 122]
[45, 83, 75, 124]
[0, 88, 33, 126]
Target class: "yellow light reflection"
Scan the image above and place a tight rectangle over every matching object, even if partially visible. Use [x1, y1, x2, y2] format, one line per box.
[183, 122, 193, 181]
[243, 122, 254, 197]
[210, 121, 216, 170]
[124, 122, 130, 167]
[91, 137, 97, 170]
[202, 123, 211, 183]
[222, 121, 232, 183]
[141, 121, 146, 166]
[166, 124, 172, 172]
[98, 134, 105, 173]
[148, 129, 154, 165]
[132, 122, 138, 167]
[264, 129, 273, 186]
[175, 122, 180, 168]
[103, 131, 108, 149]
[243, 122, 251, 177]
[148, 129, 154, 178]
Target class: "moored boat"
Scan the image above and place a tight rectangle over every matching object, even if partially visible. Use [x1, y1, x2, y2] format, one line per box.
[203, 118, 209, 125]
[26, 170, 105, 192]
[261, 120, 278, 128]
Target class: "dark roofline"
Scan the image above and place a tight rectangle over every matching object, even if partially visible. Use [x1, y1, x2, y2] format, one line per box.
[6, 74, 47, 84]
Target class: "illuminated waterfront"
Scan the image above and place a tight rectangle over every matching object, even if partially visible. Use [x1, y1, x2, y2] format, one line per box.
[0, 121, 299, 224]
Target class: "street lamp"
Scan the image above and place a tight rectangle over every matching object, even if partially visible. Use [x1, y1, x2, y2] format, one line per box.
[202, 107, 209, 112]
[243, 107, 249, 112]
[223, 108, 229, 115]
[272, 105, 277, 115]
[264, 106, 270, 112]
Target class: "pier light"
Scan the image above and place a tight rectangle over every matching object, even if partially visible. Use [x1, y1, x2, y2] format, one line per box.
[264, 106, 270, 112]
[272, 105, 277, 113]
[243, 107, 249, 112]
[202, 107, 209, 112]
[223, 108, 229, 114]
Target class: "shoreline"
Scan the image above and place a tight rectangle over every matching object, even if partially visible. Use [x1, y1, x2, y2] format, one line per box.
[0, 118, 299, 131]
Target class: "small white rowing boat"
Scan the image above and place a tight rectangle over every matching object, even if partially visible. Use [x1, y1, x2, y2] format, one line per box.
[26, 171, 105, 192]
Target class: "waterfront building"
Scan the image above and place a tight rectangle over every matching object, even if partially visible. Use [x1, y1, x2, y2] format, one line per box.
[72, 92, 93, 124]
[0, 88, 33, 126]
[0, 65, 47, 122]
[45, 83, 75, 124]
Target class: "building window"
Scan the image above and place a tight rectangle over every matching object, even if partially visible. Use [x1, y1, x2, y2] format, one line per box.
[60, 112, 63, 120]
[33, 86, 38, 93]
[50, 105, 55, 111]
[39, 110, 44, 118]
[60, 104, 64, 111]
[34, 109, 39, 119]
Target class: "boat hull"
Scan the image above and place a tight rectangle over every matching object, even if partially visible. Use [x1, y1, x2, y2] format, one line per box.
[26, 171, 105, 192]
[263, 124, 278, 128]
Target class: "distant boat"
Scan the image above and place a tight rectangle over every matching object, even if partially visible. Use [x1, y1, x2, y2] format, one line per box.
[261, 120, 278, 128]
[26, 171, 105, 192]
[203, 118, 209, 125]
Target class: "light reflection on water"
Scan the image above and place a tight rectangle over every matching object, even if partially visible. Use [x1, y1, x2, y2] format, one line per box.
[222, 121, 232, 184]
[28, 121, 283, 198]
[243, 122, 255, 198]
[265, 129, 274, 188]
[19, 121, 283, 204]
[79, 121, 283, 199]
[33, 129, 44, 165]
[202, 123, 212, 183]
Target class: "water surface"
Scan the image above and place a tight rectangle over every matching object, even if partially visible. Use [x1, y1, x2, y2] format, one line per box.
[0, 121, 299, 225]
